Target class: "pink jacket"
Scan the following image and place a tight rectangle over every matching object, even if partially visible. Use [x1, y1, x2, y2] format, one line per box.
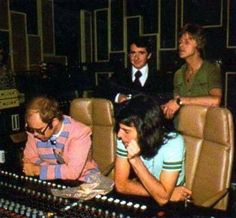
[23, 115, 99, 181]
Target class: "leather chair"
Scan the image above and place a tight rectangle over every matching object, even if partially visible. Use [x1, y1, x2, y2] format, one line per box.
[69, 98, 116, 178]
[177, 105, 234, 210]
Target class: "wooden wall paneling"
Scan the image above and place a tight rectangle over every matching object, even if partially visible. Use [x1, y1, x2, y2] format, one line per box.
[0, 0, 9, 30]
[110, 0, 124, 51]
[0, 30, 12, 72]
[80, 10, 93, 63]
[126, 0, 158, 33]
[181, 0, 223, 27]
[44, 55, 67, 65]
[40, 0, 55, 54]
[125, 16, 141, 67]
[142, 0, 158, 34]
[126, 16, 141, 45]
[110, 52, 125, 69]
[227, 0, 236, 48]
[0, 31, 10, 55]
[159, 0, 178, 50]
[95, 71, 113, 86]
[10, 0, 38, 35]
[28, 34, 42, 70]
[94, 8, 109, 62]
[10, 11, 28, 72]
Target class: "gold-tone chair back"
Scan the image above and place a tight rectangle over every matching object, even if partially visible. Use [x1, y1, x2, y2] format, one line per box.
[70, 98, 116, 177]
[177, 105, 234, 210]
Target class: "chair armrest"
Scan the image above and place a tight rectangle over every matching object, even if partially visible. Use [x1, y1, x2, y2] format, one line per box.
[101, 162, 115, 177]
[201, 189, 228, 207]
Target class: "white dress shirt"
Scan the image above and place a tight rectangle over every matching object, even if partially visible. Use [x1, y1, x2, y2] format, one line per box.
[131, 64, 149, 86]
[115, 64, 149, 102]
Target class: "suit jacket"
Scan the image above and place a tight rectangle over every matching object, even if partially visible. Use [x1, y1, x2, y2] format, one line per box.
[95, 66, 170, 104]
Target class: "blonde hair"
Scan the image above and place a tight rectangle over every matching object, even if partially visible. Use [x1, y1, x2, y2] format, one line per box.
[26, 96, 63, 123]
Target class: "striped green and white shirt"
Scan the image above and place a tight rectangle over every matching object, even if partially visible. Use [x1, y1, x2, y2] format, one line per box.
[116, 132, 185, 186]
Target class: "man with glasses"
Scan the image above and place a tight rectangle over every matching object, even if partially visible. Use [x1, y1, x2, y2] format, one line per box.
[23, 96, 100, 182]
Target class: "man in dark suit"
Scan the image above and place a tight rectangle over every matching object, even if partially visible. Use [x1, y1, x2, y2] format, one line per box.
[95, 38, 168, 110]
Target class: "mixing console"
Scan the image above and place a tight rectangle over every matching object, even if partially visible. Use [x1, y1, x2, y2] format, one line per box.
[0, 169, 229, 218]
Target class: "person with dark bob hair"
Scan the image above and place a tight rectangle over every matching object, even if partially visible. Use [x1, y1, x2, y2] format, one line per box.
[114, 94, 191, 205]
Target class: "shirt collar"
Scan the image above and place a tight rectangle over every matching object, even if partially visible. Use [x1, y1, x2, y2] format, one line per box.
[132, 64, 149, 85]
[52, 122, 64, 138]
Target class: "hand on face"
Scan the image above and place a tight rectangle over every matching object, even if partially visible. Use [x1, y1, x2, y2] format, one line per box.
[126, 139, 141, 159]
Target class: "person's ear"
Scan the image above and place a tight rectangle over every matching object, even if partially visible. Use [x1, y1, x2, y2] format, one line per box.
[147, 52, 152, 60]
[51, 118, 59, 129]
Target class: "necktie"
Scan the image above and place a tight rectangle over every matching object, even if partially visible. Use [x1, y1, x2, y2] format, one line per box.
[133, 70, 142, 87]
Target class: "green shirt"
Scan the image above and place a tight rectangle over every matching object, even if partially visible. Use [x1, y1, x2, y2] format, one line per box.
[174, 60, 222, 97]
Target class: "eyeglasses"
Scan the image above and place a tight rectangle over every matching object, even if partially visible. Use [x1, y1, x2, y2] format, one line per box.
[25, 122, 51, 135]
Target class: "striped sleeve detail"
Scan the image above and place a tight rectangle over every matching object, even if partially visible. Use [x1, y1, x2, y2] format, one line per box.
[55, 142, 64, 149]
[39, 153, 57, 160]
[163, 160, 183, 171]
[60, 131, 69, 138]
[116, 147, 128, 158]
[36, 141, 49, 148]
[40, 165, 48, 180]
[63, 116, 71, 124]
[35, 159, 43, 165]
[55, 165, 61, 179]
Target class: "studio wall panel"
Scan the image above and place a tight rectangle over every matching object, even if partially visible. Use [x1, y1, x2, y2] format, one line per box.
[28, 35, 42, 70]
[0, 0, 9, 30]
[80, 10, 93, 63]
[182, 0, 223, 27]
[41, 0, 55, 54]
[110, 0, 124, 51]
[0, 30, 11, 75]
[10, 11, 28, 72]
[126, 0, 158, 33]
[227, 0, 236, 47]
[94, 9, 109, 62]
[44, 55, 67, 65]
[110, 52, 125, 70]
[160, 0, 177, 49]
[0, 31, 9, 53]
[126, 16, 141, 45]
[10, 0, 38, 34]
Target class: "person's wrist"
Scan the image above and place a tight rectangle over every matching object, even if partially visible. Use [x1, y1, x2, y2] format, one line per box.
[128, 155, 139, 165]
[176, 97, 183, 106]
[126, 94, 132, 100]
[33, 165, 40, 176]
